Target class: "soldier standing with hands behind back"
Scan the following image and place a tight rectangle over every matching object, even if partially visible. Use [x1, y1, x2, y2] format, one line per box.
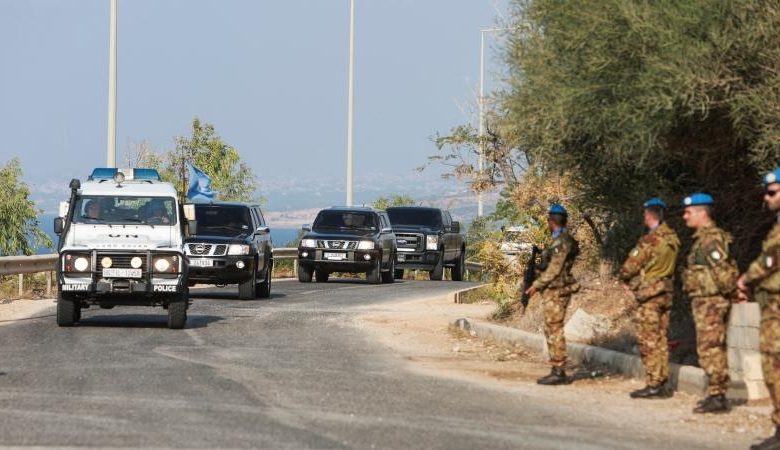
[682, 192, 739, 414]
[619, 198, 680, 399]
[525, 204, 580, 385]
[738, 168, 780, 450]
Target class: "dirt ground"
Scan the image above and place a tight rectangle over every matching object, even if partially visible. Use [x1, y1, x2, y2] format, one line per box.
[352, 293, 774, 449]
[0, 298, 55, 325]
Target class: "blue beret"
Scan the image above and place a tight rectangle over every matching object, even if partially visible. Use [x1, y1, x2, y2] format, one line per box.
[764, 168, 780, 186]
[548, 203, 567, 216]
[643, 197, 667, 209]
[682, 192, 714, 207]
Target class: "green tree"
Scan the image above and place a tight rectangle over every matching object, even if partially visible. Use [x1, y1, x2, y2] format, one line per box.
[0, 158, 51, 255]
[372, 194, 416, 210]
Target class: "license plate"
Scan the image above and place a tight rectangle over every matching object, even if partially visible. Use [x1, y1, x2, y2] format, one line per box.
[189, 258, 213, 267]
[324, 252, 347, 261]
[103, 268, 142, 278]
[397, 254, 406, 262]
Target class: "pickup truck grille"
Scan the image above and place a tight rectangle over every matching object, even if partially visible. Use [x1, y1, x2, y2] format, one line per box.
[396, 233, 423, 252]
[96, 253, 148, 271]
[318, 240, 357, 250]
[186, 243, 228, 256]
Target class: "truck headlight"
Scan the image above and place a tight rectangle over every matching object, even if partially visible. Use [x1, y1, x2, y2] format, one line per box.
[357, 241, 374, 250]
[64, 254, 91, 273]
[74, 257, 90, 272]
[228, 244, 250, 255]
[301, 239, 317, 248]
[154, 258, 171, 272]
[426, 235, 439, 250]
[101, 256, 113, 268]
[130, 257, 143, 269]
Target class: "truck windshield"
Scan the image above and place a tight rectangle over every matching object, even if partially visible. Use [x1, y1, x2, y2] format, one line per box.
[386, 208, 442, 228]
[313, 211, 377, 231]
[72, 196, 177, 225]
[194, 205, 252, 237]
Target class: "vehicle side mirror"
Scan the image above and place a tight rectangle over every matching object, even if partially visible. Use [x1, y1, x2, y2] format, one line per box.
[187, 219, 198, 236]
[53, 217, 64, 235]
[451, 221, 461, 233]
[255, 226, 270, 235]
[302, 224, 311, 232]
[183, 204, 196, 221]
[381, 227, 393, 234]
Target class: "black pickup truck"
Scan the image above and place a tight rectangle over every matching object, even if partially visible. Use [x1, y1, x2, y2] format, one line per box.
[386, 207, 466, 281]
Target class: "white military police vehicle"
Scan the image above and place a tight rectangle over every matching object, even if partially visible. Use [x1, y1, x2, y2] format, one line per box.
[54, 168, 196, 329]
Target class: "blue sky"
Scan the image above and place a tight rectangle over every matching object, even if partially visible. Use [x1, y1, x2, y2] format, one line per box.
[0, 0, 509, 199]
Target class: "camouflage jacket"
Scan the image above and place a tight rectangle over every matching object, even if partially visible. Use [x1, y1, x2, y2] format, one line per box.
[743, 222, 780, 300]
[619, 222, 680, 301]
[532, 229, 579, 292]
[682, 223, 739, 298]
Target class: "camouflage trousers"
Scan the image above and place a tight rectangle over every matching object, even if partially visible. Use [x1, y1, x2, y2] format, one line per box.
[760, 299, 780, 426]
[542, 288, 570, 368]
[691, 295, 731, 396]
[634, 293, 672, 386]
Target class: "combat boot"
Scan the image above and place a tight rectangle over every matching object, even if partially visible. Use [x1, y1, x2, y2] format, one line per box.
[692, 394, 730, 414]
[537, 367, 571, 385]
[630, 383, 671, 399]
[751, 427, 780, 450]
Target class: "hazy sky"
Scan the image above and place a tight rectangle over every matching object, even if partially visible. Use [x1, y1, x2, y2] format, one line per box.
[0, 0, 509, 189]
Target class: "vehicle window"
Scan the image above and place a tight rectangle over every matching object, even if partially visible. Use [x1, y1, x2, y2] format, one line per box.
[255, 208, 266, 226]
[386, 208, 442, 228]
[194, 205, 252, 236]
[72, 196, 177, 225]
[249, 208, 260, 229]
[313, 210, 377, 231]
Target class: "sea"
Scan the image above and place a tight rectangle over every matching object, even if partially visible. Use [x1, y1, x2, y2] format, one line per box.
[36, 213, 301, 254]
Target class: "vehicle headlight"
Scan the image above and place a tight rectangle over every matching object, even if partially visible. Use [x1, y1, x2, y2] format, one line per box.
[130, 256, 143, 269]
[357, 240, 374, 250]
[301, 239, 317, 248]
[154, 258, 171, 272]
[228, 244, 250, 255]
[74, 257, 90, 272]
[101, 256, 113, 268]
[426, 235, 439, 250]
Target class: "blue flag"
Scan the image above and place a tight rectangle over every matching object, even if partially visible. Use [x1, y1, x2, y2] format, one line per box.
[186, 163, 216, 202]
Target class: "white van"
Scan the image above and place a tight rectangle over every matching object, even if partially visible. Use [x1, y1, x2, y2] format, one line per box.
[54, 168, 196, 329]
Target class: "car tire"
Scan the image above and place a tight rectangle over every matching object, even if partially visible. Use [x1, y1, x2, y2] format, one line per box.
[315, 269, 329, 283]
[257, 262, 272, 298]
[366, 259, 381, 284]
[298, 264, 313, 283]
[394, 269, 405, 280]
[238, 268, 257, 300]
[381, 256, 395, 284]
[56, 293, 75, 327]
[167, 292, 188, 329]
[429, 256, 444, 281]
[452, 251, 465, 281]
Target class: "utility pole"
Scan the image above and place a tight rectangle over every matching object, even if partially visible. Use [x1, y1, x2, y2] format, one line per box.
[346, 0, 355, 206]
[107, 0, 118, 167]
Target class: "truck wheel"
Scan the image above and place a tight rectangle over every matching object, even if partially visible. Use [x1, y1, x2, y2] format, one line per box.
[56, 293, 76, 327]
[298, 264, 313, 282]
[394, 269, 405, 280]
[238, 269, 257, 300]
[315, 269, 329, 283]
[429, 258, 444, 281]
[381, 257, 395, 284]
[366, 259, 381, 284]
[257, 264, 272, 298]
[167, 294, 187, 329]
[452, 251, 465, 281]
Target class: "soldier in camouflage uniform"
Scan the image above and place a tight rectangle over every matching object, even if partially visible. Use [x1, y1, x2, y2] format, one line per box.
[525, 203, 580, 385]
[738, 168, 780, 450]
[619, 198, 680, 399]
[682, 192, 739, 414]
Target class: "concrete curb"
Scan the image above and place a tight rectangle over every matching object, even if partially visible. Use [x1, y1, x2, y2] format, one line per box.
[453, 317, 710, 396]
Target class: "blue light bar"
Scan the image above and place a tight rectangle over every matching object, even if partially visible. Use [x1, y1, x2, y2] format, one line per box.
[89, 168, 118, 180]
[133, 168, 161, 181]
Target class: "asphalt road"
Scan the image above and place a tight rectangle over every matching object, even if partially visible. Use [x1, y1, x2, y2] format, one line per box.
[0, 279, 732, 449]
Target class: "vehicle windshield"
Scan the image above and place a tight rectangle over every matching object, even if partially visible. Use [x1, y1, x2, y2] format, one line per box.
[386, 208, 442, 228]
[313, 211, 377, 231]
[72, 196, 177, 225]
[194, 205, 252, 237]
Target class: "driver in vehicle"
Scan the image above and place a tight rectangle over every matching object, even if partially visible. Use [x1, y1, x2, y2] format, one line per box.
[147, 202, 171, 224]
[84, 200, 102, 220]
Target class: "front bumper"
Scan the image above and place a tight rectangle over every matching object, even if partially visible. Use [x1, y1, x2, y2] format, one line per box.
[395, 250, 441, 270]
[187, 255, 256, 283]
[298, 248, 381, 272]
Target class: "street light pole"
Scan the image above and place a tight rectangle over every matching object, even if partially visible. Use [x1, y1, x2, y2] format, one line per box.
[346, 0, 356, 207]
[107, 0, 117, 168]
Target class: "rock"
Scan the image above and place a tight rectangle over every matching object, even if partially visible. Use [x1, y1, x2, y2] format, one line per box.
[564, 309, 611, 342]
